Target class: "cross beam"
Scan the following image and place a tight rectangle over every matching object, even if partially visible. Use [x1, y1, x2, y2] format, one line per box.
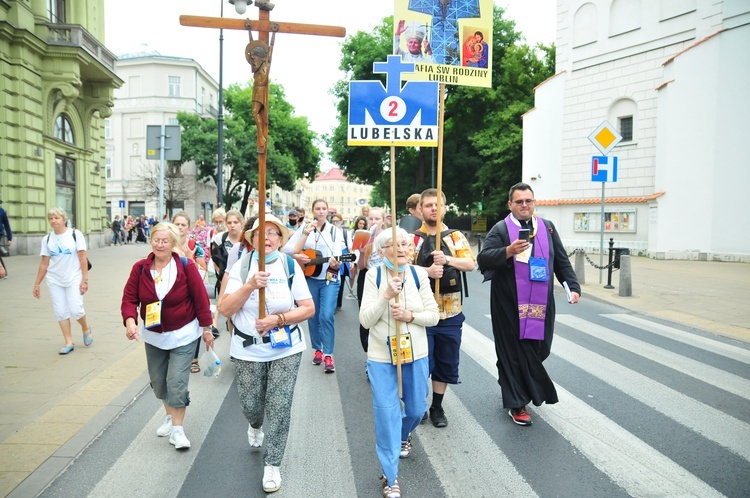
[180, 15, 346, 38]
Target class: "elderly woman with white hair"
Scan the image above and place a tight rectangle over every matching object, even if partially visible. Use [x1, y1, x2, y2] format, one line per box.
[359, 228, 439, 498]
[219, 213, 314, 494]
[121, 222, 214, 450]
[32, 207, 93, 354]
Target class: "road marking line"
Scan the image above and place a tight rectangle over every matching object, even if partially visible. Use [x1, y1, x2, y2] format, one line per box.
[461, 323, 723, 497]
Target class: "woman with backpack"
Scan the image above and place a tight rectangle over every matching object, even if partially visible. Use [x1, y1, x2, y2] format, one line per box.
[359, 227, 439, 498]
[32, 207, 93, 354]
[219, 214, 314, 493]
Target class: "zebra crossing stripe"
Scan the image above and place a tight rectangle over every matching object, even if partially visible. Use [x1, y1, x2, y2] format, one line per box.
[460, 323, 724, 497]
[554, 334, 750, 461]
[557, 314, 750, 399]
[418, 395, 537, 496]
[87, 349, 236, 497]
[603, 314, 750, 365]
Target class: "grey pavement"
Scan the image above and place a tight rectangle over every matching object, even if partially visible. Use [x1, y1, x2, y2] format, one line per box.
[0, 239, 748, 497]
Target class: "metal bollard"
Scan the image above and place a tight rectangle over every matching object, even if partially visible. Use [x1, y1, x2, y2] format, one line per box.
[575, 250, 585, 285]
[618, 255, 632, 297]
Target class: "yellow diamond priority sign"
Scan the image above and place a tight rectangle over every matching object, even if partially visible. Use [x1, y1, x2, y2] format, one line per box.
[588, 120, 623, 155]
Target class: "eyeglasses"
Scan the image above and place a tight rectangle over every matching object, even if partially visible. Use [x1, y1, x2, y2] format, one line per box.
[259, 230, 282, 238]
[513, 199, 535, 205]
[384, 242, 410, 250]
[152, 239, 171, 246]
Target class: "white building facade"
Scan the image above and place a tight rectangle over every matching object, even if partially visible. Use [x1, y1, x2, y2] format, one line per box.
[105, 53, 219, 223]
[523, 0, 750, 261]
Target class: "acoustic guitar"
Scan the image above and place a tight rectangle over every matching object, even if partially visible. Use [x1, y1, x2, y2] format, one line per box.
[299, 249, 356, 277]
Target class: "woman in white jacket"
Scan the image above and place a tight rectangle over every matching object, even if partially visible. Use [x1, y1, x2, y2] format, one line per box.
[359, 227, 439, 498]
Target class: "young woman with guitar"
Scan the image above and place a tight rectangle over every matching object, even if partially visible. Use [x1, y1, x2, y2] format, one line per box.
[282, 199, 347, 373]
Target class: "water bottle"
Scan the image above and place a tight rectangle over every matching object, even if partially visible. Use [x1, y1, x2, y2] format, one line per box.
[204, 359, 221, 377]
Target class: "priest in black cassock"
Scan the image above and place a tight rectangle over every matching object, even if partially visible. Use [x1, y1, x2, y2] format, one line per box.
[477, 182, 581, 426]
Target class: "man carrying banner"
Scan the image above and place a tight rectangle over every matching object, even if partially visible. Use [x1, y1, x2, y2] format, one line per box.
[412, 188, 475, 427]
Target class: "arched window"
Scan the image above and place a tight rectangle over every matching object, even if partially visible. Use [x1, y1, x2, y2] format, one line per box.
[608, 98, 638, 143]
[54, 114, 75, 144]
[573, 3, 598, 48]
[610, 0, 641, 37]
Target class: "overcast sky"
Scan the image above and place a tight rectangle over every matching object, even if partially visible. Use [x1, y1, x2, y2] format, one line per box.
[105, 0, 556, 164]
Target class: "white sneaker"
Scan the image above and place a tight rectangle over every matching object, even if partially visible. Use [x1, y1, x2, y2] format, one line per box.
[169, 428, 191, 449]
[248, 425, 264, 450]
[262, 465, 281, 493]
[156, 415, 172, 437]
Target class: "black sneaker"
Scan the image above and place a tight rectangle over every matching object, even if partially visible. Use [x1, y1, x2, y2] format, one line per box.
[429, 406, 448, 428]
[211, 326, 220, 338]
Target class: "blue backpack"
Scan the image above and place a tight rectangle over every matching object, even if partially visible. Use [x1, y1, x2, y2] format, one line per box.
[375, 265, 420, 291]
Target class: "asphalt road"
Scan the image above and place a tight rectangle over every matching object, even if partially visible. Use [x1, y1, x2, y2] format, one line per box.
[38, 270, 750, 497]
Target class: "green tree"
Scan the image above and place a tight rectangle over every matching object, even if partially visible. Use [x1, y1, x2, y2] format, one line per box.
[328, 8, 555, 216]
[178, 81, 321, 214]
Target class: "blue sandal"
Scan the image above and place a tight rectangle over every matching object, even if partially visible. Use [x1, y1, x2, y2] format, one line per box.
[59, 344, 75, 355]
[83, 329, 93, 347]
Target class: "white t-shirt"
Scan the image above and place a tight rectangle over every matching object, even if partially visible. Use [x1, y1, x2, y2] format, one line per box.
[40, 228, 87, 286]
[225, 254, 312, 362]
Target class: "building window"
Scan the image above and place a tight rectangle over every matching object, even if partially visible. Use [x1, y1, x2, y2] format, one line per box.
[168, 76, 181, 97]
[168, 118, 179, 126]
[105, 157, 112, 179]
[54, 114, 75, 144]
[105, 119, 111, 139]
[55, 155, 76, 226]
[48, 0, 66, 23]
[619, 116, 633, 142]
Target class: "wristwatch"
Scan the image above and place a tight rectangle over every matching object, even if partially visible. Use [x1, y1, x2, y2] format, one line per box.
[445, 256, 452, 266]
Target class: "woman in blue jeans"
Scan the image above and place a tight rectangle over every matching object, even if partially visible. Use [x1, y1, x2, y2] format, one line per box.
[359, 228, 439, 498]
[283, 199, 345, 373]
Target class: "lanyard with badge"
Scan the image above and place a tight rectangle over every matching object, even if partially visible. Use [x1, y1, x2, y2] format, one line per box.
[516, 221, 548, 282]
[385, 274, 414, 365]
[145, 262, 171, 330]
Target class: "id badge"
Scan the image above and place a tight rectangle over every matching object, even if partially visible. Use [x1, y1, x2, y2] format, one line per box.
[516, 244, 532, 264]
[326, 268, 339, 283]
[388, 333, 414, 365]
[529, 257, 549, 282]
[269, 325, 293, 348]
[145, 300, 162, 329]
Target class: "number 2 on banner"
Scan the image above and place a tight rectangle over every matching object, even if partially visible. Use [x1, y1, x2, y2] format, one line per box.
[380, 96, 406, 123]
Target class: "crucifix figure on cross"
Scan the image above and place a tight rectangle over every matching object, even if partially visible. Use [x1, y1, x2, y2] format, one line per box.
[181, 3, 345, 313]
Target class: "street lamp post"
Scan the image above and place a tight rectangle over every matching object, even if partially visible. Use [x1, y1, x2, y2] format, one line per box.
[217, 0, 226, 208]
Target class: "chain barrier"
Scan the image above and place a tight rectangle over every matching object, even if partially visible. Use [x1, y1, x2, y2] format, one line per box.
[568, 247, 618, 271]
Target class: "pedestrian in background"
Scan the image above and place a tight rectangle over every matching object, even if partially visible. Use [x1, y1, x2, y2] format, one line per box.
[477, 182, 581, 426]
[0, 199, 12, 257]
[359, 228, 439, 498]
[121, 222, 213, 450]
[172, 211, 208, 374]
[219, 214, 314, 493]
[32, 207, 93, 354]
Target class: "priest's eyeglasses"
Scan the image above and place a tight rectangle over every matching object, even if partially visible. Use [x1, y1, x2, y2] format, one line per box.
[513, 199, 535, 205]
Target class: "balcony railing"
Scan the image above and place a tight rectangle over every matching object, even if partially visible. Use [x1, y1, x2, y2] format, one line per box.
[46, 23, 117, 73]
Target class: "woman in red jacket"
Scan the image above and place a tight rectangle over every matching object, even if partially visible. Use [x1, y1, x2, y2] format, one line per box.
[121, 222, 213, 450]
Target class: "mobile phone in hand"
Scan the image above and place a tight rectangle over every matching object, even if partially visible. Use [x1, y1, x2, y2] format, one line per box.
[519, 229, 530, 242]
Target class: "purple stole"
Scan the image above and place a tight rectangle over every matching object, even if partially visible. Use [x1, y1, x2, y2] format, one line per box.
[506, 215, 550, 341]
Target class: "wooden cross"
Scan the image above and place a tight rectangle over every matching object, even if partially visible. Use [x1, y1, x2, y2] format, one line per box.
[181, 3, 345, 314]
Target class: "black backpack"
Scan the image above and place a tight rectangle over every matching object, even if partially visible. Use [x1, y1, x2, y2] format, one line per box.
[413, 229, 468, 299]
[210, 232, 231, 281]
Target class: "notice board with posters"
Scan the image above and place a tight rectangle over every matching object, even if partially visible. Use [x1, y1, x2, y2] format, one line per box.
[393, 0, 493, 88]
